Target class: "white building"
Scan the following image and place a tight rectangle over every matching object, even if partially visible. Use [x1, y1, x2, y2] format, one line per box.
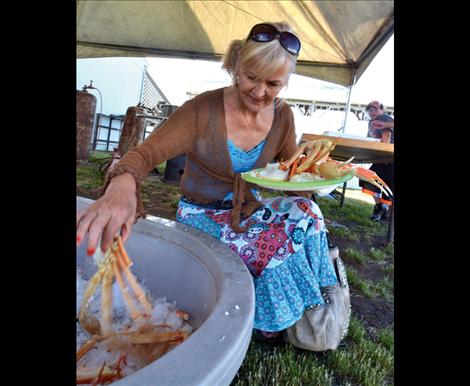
[77, 57, 169, 151]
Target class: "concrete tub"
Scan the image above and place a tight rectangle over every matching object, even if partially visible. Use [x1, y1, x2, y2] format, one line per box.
[77, 196, 255, 386]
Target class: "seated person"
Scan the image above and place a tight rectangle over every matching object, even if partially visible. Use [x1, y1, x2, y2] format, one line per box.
[359, 101, 394, 221]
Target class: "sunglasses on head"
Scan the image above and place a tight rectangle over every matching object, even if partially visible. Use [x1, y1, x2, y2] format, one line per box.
[247, 23, 301, 56]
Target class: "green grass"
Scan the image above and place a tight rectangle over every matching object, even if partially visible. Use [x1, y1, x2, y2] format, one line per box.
[369, 247, 387, 261]
[88, 150, 112, 163]
[141, 176, 181, 211]
[327, 226, 360, 242]
[377, 327, 394, 353]
[316, 197, 344, 219]
[318, 197, 372, 224]
[326, 316, 394, 385]
[347, 315, 366, 342]
[155, 161, 167, 174]
[87, 151, 167, 172]
[76, 163, 103, 191]
[231, 343, 335, 386]
[318, 196, 387, 240]
[355, 222, 387, 238]
[346, 266, 393, 300]
[373, 277, 394, 300]
[383, 242, 394, 259]
[369, 244, 394, 278]
[346, 267, 376, 298]
[344, 247, 368, 265]
[327, 341, 393, 385]
[232, 316, 394, 386]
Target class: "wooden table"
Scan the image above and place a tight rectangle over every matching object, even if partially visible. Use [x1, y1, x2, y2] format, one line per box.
[300, 133, 394, 243]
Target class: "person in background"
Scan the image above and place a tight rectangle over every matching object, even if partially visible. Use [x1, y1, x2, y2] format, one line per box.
[359, 100, 394, 221]
[77, 22, 345, 345]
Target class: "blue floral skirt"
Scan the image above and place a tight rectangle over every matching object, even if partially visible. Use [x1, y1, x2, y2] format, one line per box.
[176, 196, 338, 332]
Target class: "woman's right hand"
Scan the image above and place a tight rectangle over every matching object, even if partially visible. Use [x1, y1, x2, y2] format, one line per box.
[76, 173, 138, 256]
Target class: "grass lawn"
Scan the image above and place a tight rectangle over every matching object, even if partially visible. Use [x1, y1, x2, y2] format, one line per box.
[77, 152, 394, 385]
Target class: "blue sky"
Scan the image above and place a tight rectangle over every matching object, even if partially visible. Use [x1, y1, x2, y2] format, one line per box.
[147, 35, 394, 108]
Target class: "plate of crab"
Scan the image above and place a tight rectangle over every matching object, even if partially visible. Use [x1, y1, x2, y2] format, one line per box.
[241, 139, 393, 196]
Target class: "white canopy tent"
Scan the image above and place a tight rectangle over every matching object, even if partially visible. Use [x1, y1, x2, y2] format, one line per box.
[77, 0, 394, 87]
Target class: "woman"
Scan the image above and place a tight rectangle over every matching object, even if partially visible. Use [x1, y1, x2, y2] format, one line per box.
[77, 22, 340, 339]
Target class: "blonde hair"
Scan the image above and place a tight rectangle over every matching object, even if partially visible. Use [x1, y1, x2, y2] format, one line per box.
[222, 22, 298, 86]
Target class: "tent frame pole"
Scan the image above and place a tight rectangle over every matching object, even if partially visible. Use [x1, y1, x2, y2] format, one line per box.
[340, 68, 356, 133]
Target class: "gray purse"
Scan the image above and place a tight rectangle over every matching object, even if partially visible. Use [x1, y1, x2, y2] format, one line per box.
[285, 247, 351, 351]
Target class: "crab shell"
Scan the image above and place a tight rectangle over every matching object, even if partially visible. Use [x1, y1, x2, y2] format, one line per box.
[318, 161, 352, 179]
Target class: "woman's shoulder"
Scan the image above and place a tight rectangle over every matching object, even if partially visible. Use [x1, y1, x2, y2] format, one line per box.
[188, 87, 225, 104]
[172, 87, 225, 128]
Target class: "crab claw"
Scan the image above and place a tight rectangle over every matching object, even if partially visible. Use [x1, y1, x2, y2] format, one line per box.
[76, 363, 120, 384]
[317, 157, 355, 180]
[352, 167, 393, 197]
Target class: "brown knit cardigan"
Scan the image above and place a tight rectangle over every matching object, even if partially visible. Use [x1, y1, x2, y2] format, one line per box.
[102, 87, 307, 232]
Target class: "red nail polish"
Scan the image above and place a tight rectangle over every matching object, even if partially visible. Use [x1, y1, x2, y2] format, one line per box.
[76, 235, 81, 242]
[86, 247, 95, 256]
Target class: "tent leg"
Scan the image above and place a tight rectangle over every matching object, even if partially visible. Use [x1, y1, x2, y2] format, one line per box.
[339, 182, 347, 207]
[386, 199, 394, 243]
[340, 69, 356, 133]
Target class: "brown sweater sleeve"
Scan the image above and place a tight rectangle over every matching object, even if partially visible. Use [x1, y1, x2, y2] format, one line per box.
[100, 97, 199, 219]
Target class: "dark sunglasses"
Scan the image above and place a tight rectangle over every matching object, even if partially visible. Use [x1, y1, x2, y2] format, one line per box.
[247, 23, 301, 56]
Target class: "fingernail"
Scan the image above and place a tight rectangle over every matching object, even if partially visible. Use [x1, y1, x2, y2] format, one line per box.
[86, 247, 95, 256]
[76, 235, 81, 243]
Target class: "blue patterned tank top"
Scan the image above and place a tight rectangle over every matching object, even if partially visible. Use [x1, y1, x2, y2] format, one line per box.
[227, 139, 266, 173]
[224, 139, 266, 201]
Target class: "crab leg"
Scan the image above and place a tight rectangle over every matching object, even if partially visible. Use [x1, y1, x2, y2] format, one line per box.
[77, 336, 101, 361]
[328, 156, 355, 169]
[78, 327, 187, 348]
[76, 364, 119, 385]
[116, 235, 132, 267]
[314, 140, 338, 163]
[78, 261, 110, 335]
[114, 242, 153, 315]
[146, 342, 172, 363]
[112, 259, 142, 320]
[288, 158, 300, 180]
[127, 330, 187, 344]
[352, 167, 393, 197]
[296, 142, 323, 172]
[100, 261, 114, 335]
[312, 140, 337, 163]
[296, 140, 337, 173]
[76, 333, 115, 361]
[279, 141, 310, 170]
[78, 356, 126, 385]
